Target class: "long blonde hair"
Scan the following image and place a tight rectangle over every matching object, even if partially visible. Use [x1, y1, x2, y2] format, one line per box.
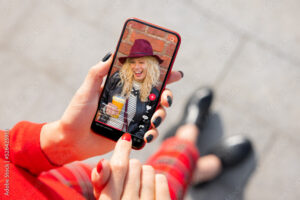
[119, 56, 160, 102]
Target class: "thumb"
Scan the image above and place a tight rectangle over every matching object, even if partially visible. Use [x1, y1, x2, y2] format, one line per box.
[91, 159, 111, 199]
[60, 53, 113, 128]
[80, 52, 113, 96]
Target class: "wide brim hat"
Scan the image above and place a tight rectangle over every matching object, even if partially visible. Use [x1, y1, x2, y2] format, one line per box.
[118, 39, 163, 64]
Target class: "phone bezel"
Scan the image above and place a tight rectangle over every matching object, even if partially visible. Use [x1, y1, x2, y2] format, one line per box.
[91, 18, 181, 149]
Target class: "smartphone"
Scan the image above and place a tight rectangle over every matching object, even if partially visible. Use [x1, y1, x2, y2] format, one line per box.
[91, 18, 181, 149]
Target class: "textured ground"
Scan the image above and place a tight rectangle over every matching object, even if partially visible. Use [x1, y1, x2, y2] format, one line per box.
[1, 1, 299, 199]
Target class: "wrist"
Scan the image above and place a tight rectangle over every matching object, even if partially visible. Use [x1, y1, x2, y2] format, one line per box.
[40, 121, 78, 165]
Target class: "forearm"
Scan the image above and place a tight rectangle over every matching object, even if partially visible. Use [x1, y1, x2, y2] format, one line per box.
[40, 120, 116, 166]
[1, 121, 61, 175]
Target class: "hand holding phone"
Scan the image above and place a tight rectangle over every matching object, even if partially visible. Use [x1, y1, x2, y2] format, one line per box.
[92, 18, 181, 149]
[40, 18, 182, 165]
[41, 50, 182, 165]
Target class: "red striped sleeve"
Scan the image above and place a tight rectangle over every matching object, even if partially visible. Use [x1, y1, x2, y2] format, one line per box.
[146, 137, 200, 200]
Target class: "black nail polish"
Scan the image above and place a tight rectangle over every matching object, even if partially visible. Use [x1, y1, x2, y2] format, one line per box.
[102, 52, 112, 62]
[167, 96, 172, 107]
[153, 117, 162, 128]
[178, 71, 184, 78]
[146, 134, 153, 143]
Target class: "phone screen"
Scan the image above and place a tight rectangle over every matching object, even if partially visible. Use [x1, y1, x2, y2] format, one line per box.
[92, 18, 180, 149]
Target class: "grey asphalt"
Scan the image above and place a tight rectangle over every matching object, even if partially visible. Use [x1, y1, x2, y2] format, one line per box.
[1, 1, 300, 199]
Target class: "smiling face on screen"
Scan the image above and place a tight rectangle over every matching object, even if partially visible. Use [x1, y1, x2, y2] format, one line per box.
[129, 57, 148, 82]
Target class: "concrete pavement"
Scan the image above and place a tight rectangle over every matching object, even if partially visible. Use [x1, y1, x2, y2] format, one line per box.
[1, 0, 299, 199]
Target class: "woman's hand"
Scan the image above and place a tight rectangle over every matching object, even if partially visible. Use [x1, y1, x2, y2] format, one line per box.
[40, 53, 183, 165]
[91, 133, 171, 200]
[105, 103, 119, 116]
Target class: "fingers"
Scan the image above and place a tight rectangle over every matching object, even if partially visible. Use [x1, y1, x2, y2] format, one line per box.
[99, 133, 132, 200]
[144, 128, 158, 143]
[166, 70, 183, 85]
[151, 106, 166, 129]
[155, 174, 171, 200]
[140, 165, 155, 200]
[91, 159, 111, 199]
[110, 133, 132, 166]
[121, 159, 142, 200]
[144, 106, 166, 143]
[160, 89, 173, 108]
[144, 89, 172, 143]
[142, 71, 179, 144]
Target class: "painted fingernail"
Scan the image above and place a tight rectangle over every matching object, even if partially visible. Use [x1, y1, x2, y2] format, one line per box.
[167, 95, 172, 107]
[152, 117, 162, 128]
[121, 133, 131, 142]
[178, 71, 184, 78]
[146, 134, 153, 143]
[102, 52, 112, 62]
[97, 159, 104, 173]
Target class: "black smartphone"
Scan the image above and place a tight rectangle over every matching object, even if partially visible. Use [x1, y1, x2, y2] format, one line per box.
[91, 18, 181, 149]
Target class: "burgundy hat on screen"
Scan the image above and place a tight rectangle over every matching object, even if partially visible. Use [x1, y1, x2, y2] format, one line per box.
[118, 39, 163, 64]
